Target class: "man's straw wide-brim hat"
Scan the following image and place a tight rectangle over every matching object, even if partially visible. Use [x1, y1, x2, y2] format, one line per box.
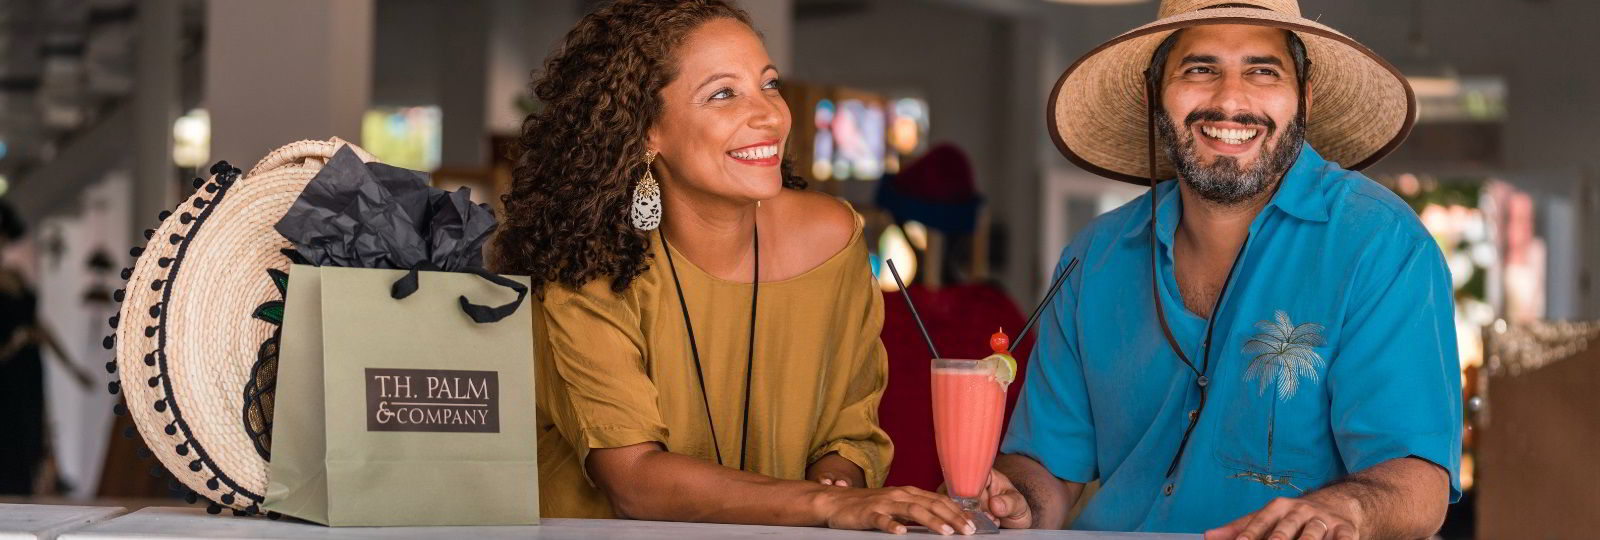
[108, 138, 377, 514]
[1049, 0, 1416, 183]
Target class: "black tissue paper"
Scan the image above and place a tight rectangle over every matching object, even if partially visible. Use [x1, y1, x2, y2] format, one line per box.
[274, 146, 495, 271]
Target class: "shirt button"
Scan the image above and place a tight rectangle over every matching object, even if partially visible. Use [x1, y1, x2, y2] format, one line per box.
[1163, 483, 1175, 496]
[1188, 409, 1198, 422]
[1196, 376, 1210, 388]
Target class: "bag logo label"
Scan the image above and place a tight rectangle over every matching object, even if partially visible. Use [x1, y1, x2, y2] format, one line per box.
[365, 368, 499, 433]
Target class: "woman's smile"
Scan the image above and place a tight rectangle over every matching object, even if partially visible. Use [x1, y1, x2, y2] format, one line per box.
[726, 139, 781, 167]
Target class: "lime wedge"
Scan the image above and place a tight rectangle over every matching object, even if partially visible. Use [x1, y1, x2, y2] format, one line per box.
[985, 353, 1017, 386]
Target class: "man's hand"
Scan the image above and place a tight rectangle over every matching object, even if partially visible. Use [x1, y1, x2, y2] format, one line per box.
[1204, 493, 1363, 540]
[1206, 457, 1450, 540]
[976, 468, 1033, 528]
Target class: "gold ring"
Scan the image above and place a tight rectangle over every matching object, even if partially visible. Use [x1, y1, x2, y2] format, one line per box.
[1309, 518, 1330, 530]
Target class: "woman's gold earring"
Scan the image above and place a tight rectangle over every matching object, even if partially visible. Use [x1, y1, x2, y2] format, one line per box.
[630, 151, 662, 230]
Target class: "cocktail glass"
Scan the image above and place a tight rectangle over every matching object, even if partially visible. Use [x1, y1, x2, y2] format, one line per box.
[932, 357, 1008, 534]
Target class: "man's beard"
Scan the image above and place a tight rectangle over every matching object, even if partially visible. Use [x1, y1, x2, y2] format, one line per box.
[1154, 106, 1305, 206]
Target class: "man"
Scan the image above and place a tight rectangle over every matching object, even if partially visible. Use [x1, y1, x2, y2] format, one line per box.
[979, 1, 1461, 538]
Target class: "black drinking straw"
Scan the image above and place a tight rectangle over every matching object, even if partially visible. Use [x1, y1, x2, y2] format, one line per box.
[1010, 257, 1080, 354]
[886, 259, 941, 360]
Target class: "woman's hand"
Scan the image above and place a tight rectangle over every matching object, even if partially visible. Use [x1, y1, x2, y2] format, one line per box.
[815, 485, 975, 535]
[807, 452, 864, 488]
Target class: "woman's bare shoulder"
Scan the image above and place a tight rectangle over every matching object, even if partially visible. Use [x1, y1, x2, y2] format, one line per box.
[765, 190, 858, 277]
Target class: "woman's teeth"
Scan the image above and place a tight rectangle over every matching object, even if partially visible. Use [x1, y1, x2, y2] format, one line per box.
[1201, 126, 1259, 145]
[729, 145, 778, 160]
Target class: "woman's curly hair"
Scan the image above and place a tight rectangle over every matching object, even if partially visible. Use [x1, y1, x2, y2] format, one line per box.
[492, 0, 803, 295]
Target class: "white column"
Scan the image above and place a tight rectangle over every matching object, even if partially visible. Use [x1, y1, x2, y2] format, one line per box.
[205, 0, 373, 169]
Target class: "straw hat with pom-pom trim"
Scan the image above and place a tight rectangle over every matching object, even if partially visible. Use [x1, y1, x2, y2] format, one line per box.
[1048, 0, 1416, 183]
[106, 138, 377, 515]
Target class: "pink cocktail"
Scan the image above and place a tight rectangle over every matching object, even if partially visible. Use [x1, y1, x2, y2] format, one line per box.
[932, 357, 1009, 533]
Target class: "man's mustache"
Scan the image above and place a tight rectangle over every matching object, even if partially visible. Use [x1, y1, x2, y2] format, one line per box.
[1183, 108, 1276, 134]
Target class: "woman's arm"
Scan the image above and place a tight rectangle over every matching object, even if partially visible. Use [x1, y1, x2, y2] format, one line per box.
[0, 328, 25, 366]
[807, 452, 865, 487]
[36, 323, 92, 388]
[801, 213, 895, 489]
[589, 443, 974, 535]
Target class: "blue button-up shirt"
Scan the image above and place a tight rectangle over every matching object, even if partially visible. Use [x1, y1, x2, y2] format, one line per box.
[1001, 144, 1462, 533]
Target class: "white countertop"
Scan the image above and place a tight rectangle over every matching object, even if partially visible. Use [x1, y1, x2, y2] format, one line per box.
[43, 506, 1196, 539]
[0, 503, 125, 540]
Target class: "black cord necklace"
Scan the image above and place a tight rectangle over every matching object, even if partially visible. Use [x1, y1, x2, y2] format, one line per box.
[1143, 75, 1256, 479]
[659, 223, 759, 471]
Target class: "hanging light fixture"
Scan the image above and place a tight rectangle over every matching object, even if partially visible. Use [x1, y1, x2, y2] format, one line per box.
[1045, 0, 1149, 4]
[1396, 0, 1461, 99]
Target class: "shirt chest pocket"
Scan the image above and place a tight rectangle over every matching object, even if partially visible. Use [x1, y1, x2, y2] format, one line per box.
[1210, 310, 1336, 492]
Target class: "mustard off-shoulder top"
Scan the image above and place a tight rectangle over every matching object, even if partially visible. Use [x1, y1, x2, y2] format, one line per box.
[533, 208, 891, 518]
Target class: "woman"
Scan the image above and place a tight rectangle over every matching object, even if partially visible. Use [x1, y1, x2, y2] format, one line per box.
[492, 0, 973, 534]
[0, 200, 90, 494]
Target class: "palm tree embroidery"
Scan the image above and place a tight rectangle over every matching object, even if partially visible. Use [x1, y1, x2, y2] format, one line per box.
[1229, 309, 1325, 492]
[1242, 310, 1326, 401]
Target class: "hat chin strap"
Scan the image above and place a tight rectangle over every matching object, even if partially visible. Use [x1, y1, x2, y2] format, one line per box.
[1142, 74, 1190, 381]
[1144, 75, 1203, 478]
[1140, 68, 1309, 478]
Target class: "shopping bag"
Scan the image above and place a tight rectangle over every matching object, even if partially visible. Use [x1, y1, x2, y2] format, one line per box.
[264, 263, 536, 526]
